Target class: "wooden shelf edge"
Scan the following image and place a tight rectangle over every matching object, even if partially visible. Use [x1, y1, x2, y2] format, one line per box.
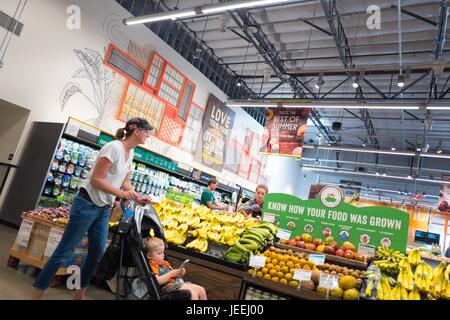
[9, 249, 69, 275]
[243, 274, 339, 300]
[277, 244, 368, 269]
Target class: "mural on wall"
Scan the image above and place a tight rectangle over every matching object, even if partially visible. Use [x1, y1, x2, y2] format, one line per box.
[60, 48, 116, 126]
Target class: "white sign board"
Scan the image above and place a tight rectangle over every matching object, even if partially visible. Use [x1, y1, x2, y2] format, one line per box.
[44, 227, 65, 257]
[293, 269, 312, 282]
[276, 228, 292, 240]
[358, 243, 376, 257]
[262, 213, 276, 223]
[308, 254, 326, 266]
[319, 274, 339, 290]
[249, 255, 266, 268]
[16, 219, 34, 247]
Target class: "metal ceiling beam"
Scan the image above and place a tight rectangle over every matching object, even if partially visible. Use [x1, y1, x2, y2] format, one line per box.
[300, 19, 332, 36]
[320, 78, 348, 99]
[320, 0, 352, 68]
[321, 0, 380, 149]
[223, 4, 336, 143]
[362, 78, 388, 99]
[222, 50, 450, 67]
[261, 82, 284, 98]
[391, 72, 431, 99]
[428, 1, 448, 99]
[391, 5, 438, 26]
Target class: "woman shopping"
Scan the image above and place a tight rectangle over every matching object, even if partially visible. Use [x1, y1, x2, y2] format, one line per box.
[32, 118, 154, 300]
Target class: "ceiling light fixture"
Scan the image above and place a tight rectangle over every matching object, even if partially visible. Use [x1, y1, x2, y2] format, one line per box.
[124, 9, 197, 25]
[436, 140, 443, 154]
[202, 0, 290, 14]
[315, 74, 324, 90]
[397, 74, 405, 87]
[352, 76, 359, 88]
[124, 0, 292, 25]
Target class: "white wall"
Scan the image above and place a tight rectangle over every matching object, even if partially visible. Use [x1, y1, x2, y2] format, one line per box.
[0, 0, 267, 191]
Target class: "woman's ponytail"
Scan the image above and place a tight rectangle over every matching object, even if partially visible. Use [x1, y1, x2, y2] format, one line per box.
[115, 128, 126, 140]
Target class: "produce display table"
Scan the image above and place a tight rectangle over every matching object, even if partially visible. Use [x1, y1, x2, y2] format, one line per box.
[7, 215, 70, 278]
[165, 247, 334, 300]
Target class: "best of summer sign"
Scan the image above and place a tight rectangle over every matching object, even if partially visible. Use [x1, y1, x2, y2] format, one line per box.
[259, 107, 310, 158]
[195, 94, 235, 172]
[262, 186, 410, 253]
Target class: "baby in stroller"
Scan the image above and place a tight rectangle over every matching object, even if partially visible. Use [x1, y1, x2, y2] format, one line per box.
[144, 236, 207, 300]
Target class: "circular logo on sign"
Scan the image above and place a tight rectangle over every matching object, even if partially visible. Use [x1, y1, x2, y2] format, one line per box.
[380, 237, 392, 248]
[304, 224, 313, 233]
[320, 186, 343, 208]
[339, 230, 350, 241]
[322, 227, 332, 237]
[286, 221, 296, 229]
[360, 234, 371, 244]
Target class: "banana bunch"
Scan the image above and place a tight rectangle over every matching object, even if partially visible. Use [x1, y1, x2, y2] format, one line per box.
[223, 222, 278, 264]
[164, 229, 187, 245]
[414, 261, 434, 293]
[374, 247, 406, 274]
[408, 287, 421, 300]
[162, 219, 179, 230]
[364, 276, 377, 298]
[186, 215, 200, 228]
[397, 259, 414, 291]
[429, 262, 450, 299]
[222, 247, 251, 265]
[186, 237, 208, 253]
[390, 283, 410, 300]
[407, 249, 421, 266]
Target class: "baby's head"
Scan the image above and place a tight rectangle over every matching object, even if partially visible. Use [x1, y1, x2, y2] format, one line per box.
[144, 237, 165, 264]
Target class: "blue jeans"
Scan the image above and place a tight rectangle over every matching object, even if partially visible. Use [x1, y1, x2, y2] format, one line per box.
[33, 195, 110, 290]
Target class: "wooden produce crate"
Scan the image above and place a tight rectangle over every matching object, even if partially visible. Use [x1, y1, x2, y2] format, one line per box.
[7, 215, 71, 277]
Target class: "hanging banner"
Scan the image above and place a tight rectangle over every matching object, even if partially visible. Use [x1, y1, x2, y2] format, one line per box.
[196, 94, 235, 172]
[437, 174, 450, 213]
[262, 187, 410, 253]
[259, 107, 310, 158]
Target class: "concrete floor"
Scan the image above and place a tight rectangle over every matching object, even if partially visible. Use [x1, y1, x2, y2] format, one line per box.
[0, 224, 114, 300]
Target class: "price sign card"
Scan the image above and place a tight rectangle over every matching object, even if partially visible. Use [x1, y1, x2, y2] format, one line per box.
[293, 269, 312, 282]
[319, 274, 339, 290]
[16, 219, 34, 247]
[262, 213, 276, 223]
[276, 228, 292, 240]
[308, 254, 326, 266]
[358, 243, 376, 257]
[44, 227, 64, 257]
[249, 255, 266, 268]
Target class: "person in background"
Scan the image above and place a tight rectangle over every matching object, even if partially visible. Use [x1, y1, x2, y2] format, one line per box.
[200, 178, 227, 210]
[144, 237, 207, 300]
[445, 242, 450, 258]
[238, 184, 269, 219]
[32, 118, 153, 300]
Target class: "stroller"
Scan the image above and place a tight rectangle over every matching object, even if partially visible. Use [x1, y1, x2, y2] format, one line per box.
[97, 200, 191, 300]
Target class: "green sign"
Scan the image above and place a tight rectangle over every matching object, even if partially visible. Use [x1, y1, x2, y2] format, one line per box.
[166, 189, 195, 204]
[97, 133, 178, 172]
[134, 147, 178, 173]
[97, 133, 114, 147]
[262, 190, 410, 253]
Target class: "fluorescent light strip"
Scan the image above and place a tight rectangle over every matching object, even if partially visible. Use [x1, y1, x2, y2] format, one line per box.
[124, 9, 196, 25]
[202, 0, 289, 14]
[303, 144, 450, 159]
[303, 165, 450, 185]
[227, 100, 450, 110]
